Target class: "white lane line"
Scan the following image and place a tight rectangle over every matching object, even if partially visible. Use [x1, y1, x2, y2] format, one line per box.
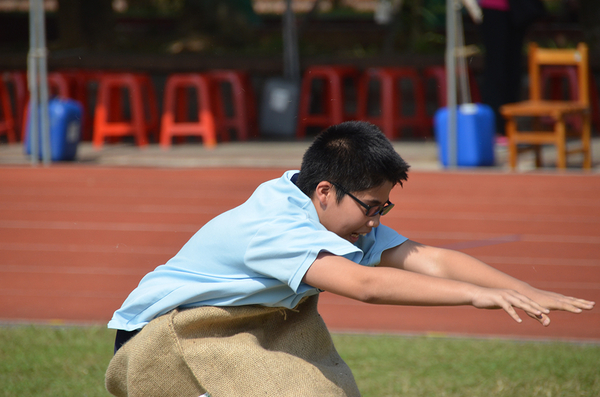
[406, 231, 600, 245]
[0, 201, 226, 214]
[0, 220, 198, 233]
[0, 289, 126, 298]
[0, 242, 175, 255]
[387, 210, 600, 224]
[1, 221, 599, 245]
[0, 264, 148, 276]
[478, 256, 600, 267]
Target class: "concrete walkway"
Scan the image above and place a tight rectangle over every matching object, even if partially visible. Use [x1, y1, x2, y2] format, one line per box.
[1, 138, 599, 172]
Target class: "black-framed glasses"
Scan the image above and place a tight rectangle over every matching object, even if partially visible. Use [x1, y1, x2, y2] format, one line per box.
[331, 183, 394, 217]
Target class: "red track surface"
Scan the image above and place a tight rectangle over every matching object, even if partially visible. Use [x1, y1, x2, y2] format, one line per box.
[1, 166, 598, 342]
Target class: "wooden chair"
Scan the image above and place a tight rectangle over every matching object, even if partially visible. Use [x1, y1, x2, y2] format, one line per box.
[500, 43, 592, 170]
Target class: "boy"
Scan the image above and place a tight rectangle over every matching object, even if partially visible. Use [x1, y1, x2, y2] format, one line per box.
[106, 121, 594, 397]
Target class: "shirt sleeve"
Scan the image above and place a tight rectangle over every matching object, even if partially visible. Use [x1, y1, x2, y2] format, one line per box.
[357, 224, 408, 266]
[244, 214, 363, 292]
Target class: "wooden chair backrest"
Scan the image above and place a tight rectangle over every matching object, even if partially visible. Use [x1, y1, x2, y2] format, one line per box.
[528, 42, 589, 106]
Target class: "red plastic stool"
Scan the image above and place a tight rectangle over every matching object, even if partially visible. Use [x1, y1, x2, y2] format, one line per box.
[50, 70, 104, 140]
[540, 66, 582, 131]
[20, 73, 72, 144]
[0, 78, 16, 143]
[423, 65, 481, 107]
[2, 71, 27, 141]
[357, 67, 429, 139]
[208, 70, 256, 141]
[47, 72, 72, 98]
[160, 73, 217, 149]
[93, 73, 157, 148]
[540, 65, 600, 133]
[297, 65, 359, 139]
[59, 70, 102, 103]
[66, 70, 105, 141]
[590, 75, 600, 134]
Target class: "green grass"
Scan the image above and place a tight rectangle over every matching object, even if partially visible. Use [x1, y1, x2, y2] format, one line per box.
[0, 325, 598, 397]
[332, 334, 600, 397]
[0, 325, 114, 397]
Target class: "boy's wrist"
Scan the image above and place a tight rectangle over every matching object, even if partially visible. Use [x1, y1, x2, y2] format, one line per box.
[466, 284, 486, 307]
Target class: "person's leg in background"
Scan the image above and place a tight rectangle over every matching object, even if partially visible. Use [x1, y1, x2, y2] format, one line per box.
[505, 21, 528, 107]
[480, 8, 513, 135]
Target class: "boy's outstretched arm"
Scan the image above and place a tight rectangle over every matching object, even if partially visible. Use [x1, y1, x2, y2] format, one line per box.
[303, 251, 552, 325]
[378, 240, 595, 325]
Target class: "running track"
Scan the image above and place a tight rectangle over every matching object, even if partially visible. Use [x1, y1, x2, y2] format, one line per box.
[1, 166, 598, 342]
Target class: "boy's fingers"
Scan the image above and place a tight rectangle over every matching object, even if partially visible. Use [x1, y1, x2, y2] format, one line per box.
[503, 292, 553, 326]
[530, 289, 595, 312]
[562, 297, 595, 312]
[507, 292, 548, 317]
[548, 297, 594, 313]
[526, 311, 551, 327]
[502, 303, 522, 323]
[579, 298, 596, 308]
[494, 289, 591, 326]
[506, 297, 551, 327]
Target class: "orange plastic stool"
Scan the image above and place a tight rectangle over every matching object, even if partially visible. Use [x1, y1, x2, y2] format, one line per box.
[297, 66, 359, 139]
[160, 73, 217, 149]
[357, 67, 429, 139]
[208, 70, 256, 141]
[93, 73, 157, 148]
[0, 78, 16, 143]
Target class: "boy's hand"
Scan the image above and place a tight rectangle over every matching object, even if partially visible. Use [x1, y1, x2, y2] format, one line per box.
[471, 286, 595, 327]
[525, 287, 595, 311]
[521, 287, 595, 326]
[470, 287, 551, 326]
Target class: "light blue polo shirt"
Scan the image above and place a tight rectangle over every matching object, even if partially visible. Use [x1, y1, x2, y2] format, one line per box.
[108, 170, 407, 331]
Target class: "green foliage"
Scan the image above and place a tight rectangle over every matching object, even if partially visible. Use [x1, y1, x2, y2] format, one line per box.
[1, 325, 598, 397]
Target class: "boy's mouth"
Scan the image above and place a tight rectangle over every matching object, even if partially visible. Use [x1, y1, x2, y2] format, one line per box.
[350, 232, 367, 242]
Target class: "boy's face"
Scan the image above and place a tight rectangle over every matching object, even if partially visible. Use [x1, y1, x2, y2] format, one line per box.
[315, 181, 394, 244]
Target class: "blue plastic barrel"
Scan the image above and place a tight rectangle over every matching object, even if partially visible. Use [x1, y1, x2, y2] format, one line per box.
[434, 103, 495, 167]
[24, 97, 83, 162]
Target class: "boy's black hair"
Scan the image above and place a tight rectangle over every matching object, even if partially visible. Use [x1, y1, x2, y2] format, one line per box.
[296, 121, 410, 201]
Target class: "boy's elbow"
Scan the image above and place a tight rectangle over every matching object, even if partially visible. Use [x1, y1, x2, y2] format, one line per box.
[350, 275, 385, 304]
[350, 289, 376, 304]
[358, 293, 381, 304]
[346, 267, 409, 304]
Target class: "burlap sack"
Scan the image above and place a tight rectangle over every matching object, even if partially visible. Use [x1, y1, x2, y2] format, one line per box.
[105, 295, 361, 397]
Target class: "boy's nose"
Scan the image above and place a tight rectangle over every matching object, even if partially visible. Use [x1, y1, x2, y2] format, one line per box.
[367, 215, 380, 228]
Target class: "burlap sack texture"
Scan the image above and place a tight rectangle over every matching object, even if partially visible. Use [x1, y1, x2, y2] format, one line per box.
[105, 295, 361, 396]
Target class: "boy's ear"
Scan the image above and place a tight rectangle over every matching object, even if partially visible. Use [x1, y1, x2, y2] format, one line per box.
[314, 181, 334, 207]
